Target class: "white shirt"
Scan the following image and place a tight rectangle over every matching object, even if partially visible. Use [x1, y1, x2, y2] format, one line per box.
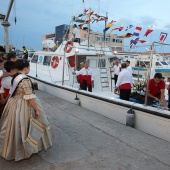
[75, 67, 93, 80]
[73, 27, 80, 38]
[127, 65, 133, 73]
[116, 68, 132, 87]
[0, 76, 12, 93]
[113, 64, 120, 75]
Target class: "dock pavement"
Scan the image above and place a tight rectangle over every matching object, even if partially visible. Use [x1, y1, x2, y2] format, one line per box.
[1, 90, 170, 170]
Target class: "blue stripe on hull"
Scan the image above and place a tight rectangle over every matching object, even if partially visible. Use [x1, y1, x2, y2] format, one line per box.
[155, 69, 170, 72]
[132, 67, 147, 71]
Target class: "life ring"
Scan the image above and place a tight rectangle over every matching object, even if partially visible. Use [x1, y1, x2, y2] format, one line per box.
[51, 56, 59, 69]
[69, 55, 75, 67]
[64, 41, 73, 53]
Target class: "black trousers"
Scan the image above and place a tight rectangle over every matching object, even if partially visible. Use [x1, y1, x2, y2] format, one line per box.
[74, 38, 80, 44]
[114, 74, 118, 86]
[120, 89, 131, 101]
[23, 55, 28, 60]
[82, 80, 92, 92]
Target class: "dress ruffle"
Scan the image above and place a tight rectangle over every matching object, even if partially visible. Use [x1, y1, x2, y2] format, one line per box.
[23, 94, 36, 100]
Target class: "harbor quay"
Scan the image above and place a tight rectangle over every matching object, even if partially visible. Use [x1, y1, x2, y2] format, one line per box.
[1, 90, 170, 170]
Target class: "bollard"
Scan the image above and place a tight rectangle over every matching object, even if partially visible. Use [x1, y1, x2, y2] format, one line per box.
[73, 94, 80, 105]
[126, 108, 135, 128]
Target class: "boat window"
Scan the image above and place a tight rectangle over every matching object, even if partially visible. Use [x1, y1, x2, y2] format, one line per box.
[43, 56, 52, 65]
[139, 61, 146, 67]
[96, 37, 100, 41]
[31, 55, 38, 63]
[112, 39, 115, 42]
[29, 52, 34, 58]
[98, 59, 106, 68]
[116, 39, 122, 43]
[155, 62, 162, 66]
[143, 61, 150, 67]
[106, 38, 110, 42]
[125, 56, 128, 58]
[160, 61, 168, 65]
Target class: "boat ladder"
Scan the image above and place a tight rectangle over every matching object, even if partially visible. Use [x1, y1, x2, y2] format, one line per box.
[99, 68, 109, 91]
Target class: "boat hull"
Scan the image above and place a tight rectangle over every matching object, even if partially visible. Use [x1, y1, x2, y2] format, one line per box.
[29, 75, 170, 143]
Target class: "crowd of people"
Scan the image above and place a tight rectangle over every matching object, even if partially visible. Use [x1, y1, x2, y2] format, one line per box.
[112, 59, 170, 110]
[0, 46, 52, 161]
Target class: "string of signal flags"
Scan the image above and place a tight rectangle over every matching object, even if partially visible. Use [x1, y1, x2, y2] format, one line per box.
[73, 8, 168, 48]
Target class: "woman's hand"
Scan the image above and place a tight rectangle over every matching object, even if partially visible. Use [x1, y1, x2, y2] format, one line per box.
[35, 110, 40, 119]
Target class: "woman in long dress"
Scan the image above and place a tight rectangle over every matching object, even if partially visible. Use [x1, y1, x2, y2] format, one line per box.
[0, 59, 52, 161]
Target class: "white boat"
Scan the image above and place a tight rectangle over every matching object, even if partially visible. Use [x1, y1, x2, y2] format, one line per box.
[28, 39, 170, 143]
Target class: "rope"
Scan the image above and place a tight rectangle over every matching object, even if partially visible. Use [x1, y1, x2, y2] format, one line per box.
[14, 0, 17, 24]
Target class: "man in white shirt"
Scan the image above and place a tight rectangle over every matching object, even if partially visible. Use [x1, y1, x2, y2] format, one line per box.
[75, 61, 93, 92]
[112, 60, 120, 86]
[126, 60, 133, 73]
[73, 24, 81, 44]
[115, 63, 132, 101]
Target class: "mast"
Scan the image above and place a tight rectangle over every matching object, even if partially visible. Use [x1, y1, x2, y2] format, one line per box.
[104, 0, 109, 50]
[104, 12, 108, 50]
[144, 42, 155, 106]
[98, 0, 100, 14]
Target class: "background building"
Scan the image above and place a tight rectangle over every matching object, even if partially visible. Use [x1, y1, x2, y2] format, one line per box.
[42, 24, 124, 51]
[42, 33, 55, 41]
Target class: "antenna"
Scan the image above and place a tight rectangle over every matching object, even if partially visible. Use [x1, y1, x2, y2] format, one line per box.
[107, 0, 109, 14]
[72, 0, 74, 19]
[98, 0, 100, 14]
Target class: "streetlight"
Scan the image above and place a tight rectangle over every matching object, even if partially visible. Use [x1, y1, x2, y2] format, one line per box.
[113, 51, 117, 61]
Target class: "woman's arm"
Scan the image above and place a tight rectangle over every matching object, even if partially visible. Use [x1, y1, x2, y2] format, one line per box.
[28, 98, 40, 119]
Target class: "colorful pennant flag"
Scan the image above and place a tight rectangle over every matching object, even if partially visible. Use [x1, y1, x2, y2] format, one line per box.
[159, 32, 168, 42]
[133, 26, 142, 36]
[103, 20, 115, 33]
[130, 38, 139, 48]
[93, 13, 100, 18]
[84, 9, 88, 14]
[122, 33, 133, 38]
[78, 14, 84, 17]
[138, 39, 147, 43]
[113, 24, 125, 31]
[86, 19, 91, 24]
[87, 11, 94, 18]
[144, 29, 153, 37]
[125, 25, 133, 31]
[96, 17, 108, 23]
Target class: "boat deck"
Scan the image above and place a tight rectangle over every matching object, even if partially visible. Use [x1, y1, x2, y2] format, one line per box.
[1, 90, 170, 170]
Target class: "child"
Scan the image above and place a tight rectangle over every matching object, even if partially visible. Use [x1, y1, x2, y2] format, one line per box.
[0, 61, 16, 118]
